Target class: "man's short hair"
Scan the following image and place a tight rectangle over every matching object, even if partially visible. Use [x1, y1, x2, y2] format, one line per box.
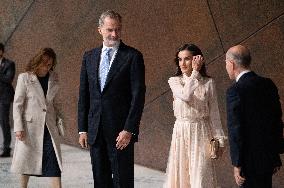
[0, 43, 4, 52]
[98, 10, 122, 27]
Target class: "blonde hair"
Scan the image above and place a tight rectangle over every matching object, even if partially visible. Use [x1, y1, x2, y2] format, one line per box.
[25, 48, 57, 72]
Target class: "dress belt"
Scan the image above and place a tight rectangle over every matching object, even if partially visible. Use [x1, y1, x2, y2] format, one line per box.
[176, 116, 209, 123]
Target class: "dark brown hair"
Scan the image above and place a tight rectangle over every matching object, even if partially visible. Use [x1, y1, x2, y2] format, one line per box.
[174, 43, 209, 77]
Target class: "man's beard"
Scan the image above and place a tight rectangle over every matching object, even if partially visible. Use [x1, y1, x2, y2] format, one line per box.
[105, 38, 119, 46]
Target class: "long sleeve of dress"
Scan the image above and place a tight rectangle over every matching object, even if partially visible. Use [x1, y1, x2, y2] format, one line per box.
[208, 79, 226, 147]
[168, 70, 201, 102]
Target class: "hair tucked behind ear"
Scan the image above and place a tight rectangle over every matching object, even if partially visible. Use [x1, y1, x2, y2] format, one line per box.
[174, 43, 209, 78]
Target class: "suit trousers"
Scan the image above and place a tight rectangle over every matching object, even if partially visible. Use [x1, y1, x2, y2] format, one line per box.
[241, 173, 272, 188]
[0, 103, 11, 151]
[89, 125, 134, 188]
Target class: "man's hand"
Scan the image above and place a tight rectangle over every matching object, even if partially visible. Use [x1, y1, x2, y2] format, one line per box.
[79, 133, 88, 149]
[116, 130, 132, 150]
[234, 166, 245, 186]
[15, 131, 25, 141]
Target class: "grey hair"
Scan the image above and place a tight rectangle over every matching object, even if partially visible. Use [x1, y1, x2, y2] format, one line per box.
[98, 10, 122, 27]
[227, 49, 251, 68]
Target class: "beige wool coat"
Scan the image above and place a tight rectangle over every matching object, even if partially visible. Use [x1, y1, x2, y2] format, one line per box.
[11, 72, 63, 175]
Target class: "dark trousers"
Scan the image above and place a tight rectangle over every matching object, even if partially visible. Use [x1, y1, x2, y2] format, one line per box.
[0, 103, 11, 151]
[89, 126, 134, 188]
[241, 173, 272, 188]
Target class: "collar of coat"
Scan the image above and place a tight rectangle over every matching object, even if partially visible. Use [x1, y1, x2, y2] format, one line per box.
[26, 71, 58, 84]
[25, 71, 59, 105]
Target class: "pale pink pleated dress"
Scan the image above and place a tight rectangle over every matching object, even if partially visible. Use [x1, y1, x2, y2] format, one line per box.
[164, 70, 226, 188]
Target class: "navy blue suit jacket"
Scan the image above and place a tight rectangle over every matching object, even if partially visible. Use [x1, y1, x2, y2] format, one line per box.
[0, 58, 15, 103]
[78, 42, 146, 145]
[226, 71, 282, 174]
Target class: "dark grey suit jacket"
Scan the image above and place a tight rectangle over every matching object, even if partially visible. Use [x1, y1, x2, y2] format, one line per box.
[0, 58, 15, 103]
[226, 71, 282, 175]
[78, 42, 146, 145]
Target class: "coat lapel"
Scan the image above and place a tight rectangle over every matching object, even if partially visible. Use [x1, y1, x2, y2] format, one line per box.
[0, 58, 7, 71]
[92, 48, 102, 93]
[103, 42, 127, 92]
[46, 72, 59, 102]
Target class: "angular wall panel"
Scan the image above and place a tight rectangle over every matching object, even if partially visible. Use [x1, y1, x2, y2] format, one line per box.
[208, 0, 284, 49]
[119, 0, 224, 103]
[0, 0, 34, 43]
[135, 91, 174, 170]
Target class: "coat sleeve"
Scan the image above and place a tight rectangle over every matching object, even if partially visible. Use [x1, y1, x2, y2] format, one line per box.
[0, 60, 15, 84]
[123, 51, 146, 135]
[208, 79, 226, 147]
[267, 78, 283, 153]
[226, 86, 243, 167]
[53, 79, 65, 129]
[77, 52, 90, 133]
[13, 74, 26, 132]
[168, 70, 201, 102]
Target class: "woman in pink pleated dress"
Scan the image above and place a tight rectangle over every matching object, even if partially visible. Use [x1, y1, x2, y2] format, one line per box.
[164, 44, 226, 188]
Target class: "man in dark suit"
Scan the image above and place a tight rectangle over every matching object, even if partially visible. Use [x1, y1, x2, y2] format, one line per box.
[78, 10, 145, 188]
[0, 42, 15, 157]
[225, 45, 283, 188]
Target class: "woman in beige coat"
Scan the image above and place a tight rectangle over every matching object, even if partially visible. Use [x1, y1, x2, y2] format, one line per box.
[11, 48, 64, 188]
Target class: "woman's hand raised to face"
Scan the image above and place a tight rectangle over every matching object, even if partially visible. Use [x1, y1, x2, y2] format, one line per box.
[192, 55, 204, 72]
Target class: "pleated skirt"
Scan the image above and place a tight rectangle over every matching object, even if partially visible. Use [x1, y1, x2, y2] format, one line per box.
[164, 119, 217, 188]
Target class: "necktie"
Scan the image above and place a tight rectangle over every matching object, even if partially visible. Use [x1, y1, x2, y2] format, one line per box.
[99, 48, 111, 91]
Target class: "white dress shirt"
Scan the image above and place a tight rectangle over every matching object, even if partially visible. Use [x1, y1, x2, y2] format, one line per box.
[100, 41, 120, 70]
[236, 70, 251, 82]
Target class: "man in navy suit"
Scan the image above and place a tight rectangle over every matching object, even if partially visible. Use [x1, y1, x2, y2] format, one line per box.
[0, 42, 15, 157]
[225, 45, 283, 188]
[78, 10, 145, 188]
